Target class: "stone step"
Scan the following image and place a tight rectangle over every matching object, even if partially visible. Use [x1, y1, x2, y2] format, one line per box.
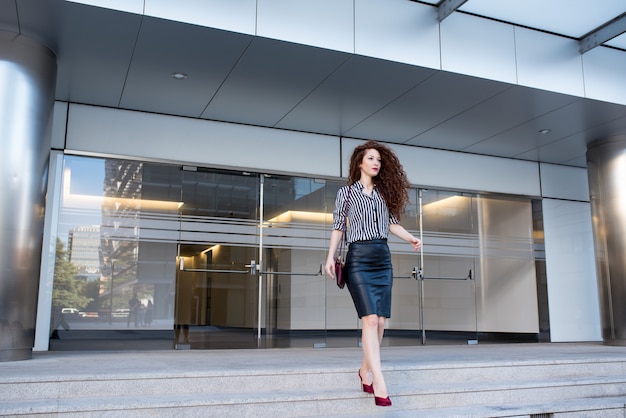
[1, 357, 624, 401]
[2, 344, 626, 416]
[1, 372, 624, 416]
[340, 395, 626, 417]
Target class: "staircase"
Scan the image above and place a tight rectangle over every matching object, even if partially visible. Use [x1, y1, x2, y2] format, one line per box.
[1, 344, 625, 417]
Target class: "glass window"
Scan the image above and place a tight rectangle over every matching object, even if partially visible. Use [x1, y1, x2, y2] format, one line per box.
[50, 156, 181, 349]
[49, 156, 546, 349]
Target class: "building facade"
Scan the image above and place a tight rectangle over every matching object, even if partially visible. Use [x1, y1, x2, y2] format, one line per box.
[2, 0, 626, 361]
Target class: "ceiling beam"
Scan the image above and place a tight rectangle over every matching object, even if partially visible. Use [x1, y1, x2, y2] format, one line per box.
[437, 0, 469, 22]
[579, 12, 626, 54]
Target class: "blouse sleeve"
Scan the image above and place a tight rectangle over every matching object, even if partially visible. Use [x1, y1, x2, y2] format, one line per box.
[332, 186, 348, 231]
[389, 212, 400, 225]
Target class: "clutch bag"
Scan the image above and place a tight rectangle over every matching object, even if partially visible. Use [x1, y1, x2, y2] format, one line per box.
[334, 256, 346, 289]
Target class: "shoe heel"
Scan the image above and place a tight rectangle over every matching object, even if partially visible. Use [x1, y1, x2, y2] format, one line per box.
[358, 370, 374, 394]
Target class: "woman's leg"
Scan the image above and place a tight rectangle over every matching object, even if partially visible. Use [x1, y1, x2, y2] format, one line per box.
[378, 316, 386, 343]
[360, 316, 388, 385]
[360, 314, 388, 397]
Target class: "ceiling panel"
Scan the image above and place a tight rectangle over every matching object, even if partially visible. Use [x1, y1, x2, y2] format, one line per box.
[120, 17, 253, 117]
[468, 98, 626, 158]
[15, 0, 65, 52]
[518, 133, 590, 165]
[276, 55, 435, 136]
[0, 0, 18, 33]
[515, 112, 626, 165]
[464, 105, 585, 158]
[411, 86, 579, 151]
[52, 2, 142, 106]
[347, 71, 509, 143]
[412, 86, 575, 151]
[575, 113, 626, 147]
[201, 37, 349, 126]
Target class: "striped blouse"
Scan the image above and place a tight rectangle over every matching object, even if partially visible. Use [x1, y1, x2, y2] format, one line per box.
[332, 181, 399, 243]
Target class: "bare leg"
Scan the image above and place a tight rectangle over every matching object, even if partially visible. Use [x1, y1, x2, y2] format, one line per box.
[360, 316, 387, 384]
[378, 316, 386, 344]
[360, 314, 388, 398]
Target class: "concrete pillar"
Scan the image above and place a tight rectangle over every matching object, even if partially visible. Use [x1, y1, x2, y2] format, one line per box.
[587, 135, 626, 346]
[0, 31, 56, 361]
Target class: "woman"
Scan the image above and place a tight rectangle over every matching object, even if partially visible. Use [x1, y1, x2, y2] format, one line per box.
[325, 140, 421, 407]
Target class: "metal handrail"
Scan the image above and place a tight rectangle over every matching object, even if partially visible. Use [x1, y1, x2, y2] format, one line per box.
[181, 268, 250, 274]
[179, 258, 249, 274]
[394, 269, 472, 281]
[180, 258, 324, 277]
[260, 264, 324, 277]
[422, 274, 472, 281]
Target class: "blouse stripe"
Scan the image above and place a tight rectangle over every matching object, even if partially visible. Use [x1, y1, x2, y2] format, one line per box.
[333, 182, 399, 243]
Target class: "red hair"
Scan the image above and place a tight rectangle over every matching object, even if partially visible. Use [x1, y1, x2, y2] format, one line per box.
[347, 140, 410, 219]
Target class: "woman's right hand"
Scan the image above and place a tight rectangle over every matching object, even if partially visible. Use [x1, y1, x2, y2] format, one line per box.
[325, 258, 336, 280]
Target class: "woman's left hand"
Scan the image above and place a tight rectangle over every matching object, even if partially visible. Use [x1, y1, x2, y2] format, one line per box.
[389, 224, 422, 252]
[409, 236, 421, 252]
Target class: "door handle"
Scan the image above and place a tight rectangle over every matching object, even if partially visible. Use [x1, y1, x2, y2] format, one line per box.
[259, 264, 324, 276]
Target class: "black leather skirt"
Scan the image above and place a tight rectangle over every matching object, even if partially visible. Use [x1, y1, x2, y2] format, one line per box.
[345, 239, 392, 318]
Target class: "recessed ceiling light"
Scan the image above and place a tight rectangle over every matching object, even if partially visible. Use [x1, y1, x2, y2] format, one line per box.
[539, 129, 551, 134]
[170, 72, 188, 80]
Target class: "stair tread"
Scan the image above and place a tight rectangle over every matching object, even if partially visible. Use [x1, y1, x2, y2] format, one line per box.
[1, 376, 625, 411]
[333, 395, 626, 417]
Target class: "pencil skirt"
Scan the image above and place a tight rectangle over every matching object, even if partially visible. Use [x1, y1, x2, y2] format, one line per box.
[345, 239, 393, 318]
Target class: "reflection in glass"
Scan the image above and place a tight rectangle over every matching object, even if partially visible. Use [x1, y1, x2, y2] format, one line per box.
[50, 157, 181, 349]
[174, 170, 260, 349]
[49, 156, 545, 350]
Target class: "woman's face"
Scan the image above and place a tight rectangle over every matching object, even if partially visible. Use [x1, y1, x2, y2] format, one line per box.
[359, 148, 381, 178]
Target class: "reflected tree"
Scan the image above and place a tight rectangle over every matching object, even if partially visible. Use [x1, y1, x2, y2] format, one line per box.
[52, 238, 92, 310]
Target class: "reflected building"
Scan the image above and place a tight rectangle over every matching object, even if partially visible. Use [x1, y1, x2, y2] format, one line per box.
[68, 226, 102, 281]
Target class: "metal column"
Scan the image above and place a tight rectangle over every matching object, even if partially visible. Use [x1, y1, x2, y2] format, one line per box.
[587, 135, 626, 346]
[0, 33, 56, 361]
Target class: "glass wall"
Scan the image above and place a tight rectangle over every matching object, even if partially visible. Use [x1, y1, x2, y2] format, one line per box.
[49, 157, 181, 349]
[48, 155, 544, 350]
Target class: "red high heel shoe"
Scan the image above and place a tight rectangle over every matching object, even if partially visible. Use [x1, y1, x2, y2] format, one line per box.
[358, 369, 374, 394]
[374, 395, 392, 407]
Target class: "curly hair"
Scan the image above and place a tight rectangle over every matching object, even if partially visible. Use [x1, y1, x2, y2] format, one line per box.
[347, 140, 410, 220]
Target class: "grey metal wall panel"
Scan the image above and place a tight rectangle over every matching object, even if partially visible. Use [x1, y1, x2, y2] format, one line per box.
[257, 0, 354, 53]
[515, 27, 584, 97]
[342, 138, 542, 197]
[51, 101, 68, 150]
[543, 198, 600, 342]
[583, 47, 626, 106]
[65, 0, 143, 13]
[355, 0, 440, 69]
[440, 13, 517, 85]
[145, 0, 257, 35]
[540, 163, 590, 202]
[475, 197, 539, 333]
[66, 105, 341, 178]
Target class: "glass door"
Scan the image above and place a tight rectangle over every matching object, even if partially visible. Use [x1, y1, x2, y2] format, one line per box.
[175, 171, 340, 349]
[259, 175, 347, 348]
[174, 174, 539, 349]
[417, 190, 479, 345]
[175, 168, 260, 349]
[382, 188, 478, 346]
